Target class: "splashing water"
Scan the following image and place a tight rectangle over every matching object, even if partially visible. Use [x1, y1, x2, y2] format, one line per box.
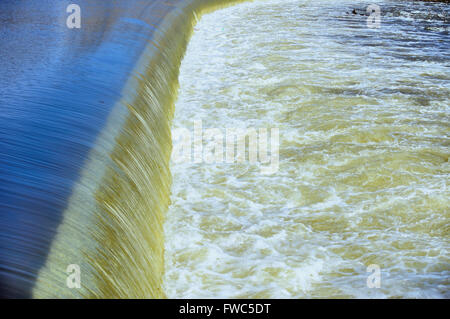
[164, 0, 449, 298]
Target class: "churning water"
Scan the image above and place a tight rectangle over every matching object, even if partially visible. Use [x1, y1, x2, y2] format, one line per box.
[163, 0, 449, 298]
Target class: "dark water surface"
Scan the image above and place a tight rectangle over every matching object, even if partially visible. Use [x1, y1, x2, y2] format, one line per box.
[0, 0, 178, 298]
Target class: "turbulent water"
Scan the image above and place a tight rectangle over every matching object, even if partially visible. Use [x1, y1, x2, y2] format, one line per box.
[163, 0, 449, 298]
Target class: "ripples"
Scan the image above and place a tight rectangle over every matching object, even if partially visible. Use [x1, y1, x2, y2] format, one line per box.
[164, 0, 449, 298]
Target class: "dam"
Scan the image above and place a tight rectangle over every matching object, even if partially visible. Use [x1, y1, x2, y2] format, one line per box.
[0, 0, 449, 298]
[0, 0, 248, 298]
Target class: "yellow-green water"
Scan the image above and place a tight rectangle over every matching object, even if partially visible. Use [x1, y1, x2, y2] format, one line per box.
[28, 0, 253, 299]
[164, 0, 449, 298]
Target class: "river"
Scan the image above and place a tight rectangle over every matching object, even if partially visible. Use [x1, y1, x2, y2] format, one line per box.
[163, 0, 449, 298]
